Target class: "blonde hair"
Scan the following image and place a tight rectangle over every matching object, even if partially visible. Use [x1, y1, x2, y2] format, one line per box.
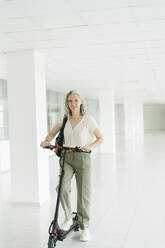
[64, 90, 86, 116]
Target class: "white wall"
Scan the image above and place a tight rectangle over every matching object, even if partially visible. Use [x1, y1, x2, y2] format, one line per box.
[0, 140, 10, 173]
[115, 103, 165, 133]
[144, 104, 165, 131]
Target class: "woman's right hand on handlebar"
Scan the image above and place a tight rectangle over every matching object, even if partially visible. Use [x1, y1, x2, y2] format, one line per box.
[40, 140, 51, 148]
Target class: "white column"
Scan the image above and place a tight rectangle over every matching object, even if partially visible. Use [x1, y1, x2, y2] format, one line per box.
[0, 52, 6, 79]
[134, 101, 144, 135]
[99, 89, 116, 154]
[7, 50, 49, 205]
[124, 99, 136, 139]
[124, 98, 144, 139]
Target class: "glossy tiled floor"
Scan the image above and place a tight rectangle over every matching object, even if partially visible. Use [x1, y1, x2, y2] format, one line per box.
[1, 132, 165, 248]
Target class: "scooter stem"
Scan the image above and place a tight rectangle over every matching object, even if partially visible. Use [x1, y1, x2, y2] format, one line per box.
[52, 149, 67, 230]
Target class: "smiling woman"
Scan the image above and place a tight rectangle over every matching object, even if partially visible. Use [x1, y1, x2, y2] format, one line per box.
[64, 90, 86, 117]
[40, 89, 103, 242]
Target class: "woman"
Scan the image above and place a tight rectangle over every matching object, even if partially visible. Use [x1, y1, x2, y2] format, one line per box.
[41, 90, 103, 242]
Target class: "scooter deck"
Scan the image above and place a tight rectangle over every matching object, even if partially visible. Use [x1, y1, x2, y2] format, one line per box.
[57, 221, 80, 241]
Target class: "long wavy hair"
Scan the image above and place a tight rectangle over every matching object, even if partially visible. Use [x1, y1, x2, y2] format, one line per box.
[64, 90, 86, 116]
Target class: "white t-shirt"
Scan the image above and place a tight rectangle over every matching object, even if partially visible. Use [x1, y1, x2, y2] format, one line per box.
[58, 115, 98, 147]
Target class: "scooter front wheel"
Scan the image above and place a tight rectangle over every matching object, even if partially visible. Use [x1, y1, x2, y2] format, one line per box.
[48, 234, 57, 248]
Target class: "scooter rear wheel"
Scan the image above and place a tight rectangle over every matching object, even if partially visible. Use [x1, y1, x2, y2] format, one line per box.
[48, 235, 57, 248]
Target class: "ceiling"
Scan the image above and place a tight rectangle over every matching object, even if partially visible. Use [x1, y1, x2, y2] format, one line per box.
[0, 0, 165, 102]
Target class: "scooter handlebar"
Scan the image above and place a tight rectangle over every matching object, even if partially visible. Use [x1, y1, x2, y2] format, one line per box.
[43, 145, 91, 153]
[43, 145, 56, 150]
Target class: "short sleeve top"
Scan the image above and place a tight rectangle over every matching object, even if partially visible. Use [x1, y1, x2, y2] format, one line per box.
[58, 115, 98, 147]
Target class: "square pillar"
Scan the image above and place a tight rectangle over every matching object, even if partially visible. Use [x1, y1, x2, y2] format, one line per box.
[99, 89, 116, 154]
[124, 98, 144, 139]
[7, 50, 49, 205]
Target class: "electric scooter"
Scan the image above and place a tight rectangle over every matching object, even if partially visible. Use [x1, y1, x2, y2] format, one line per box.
[44, 145, 90, 248]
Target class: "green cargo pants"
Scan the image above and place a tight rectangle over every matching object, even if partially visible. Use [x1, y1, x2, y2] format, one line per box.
[57, 150, 92, 230]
